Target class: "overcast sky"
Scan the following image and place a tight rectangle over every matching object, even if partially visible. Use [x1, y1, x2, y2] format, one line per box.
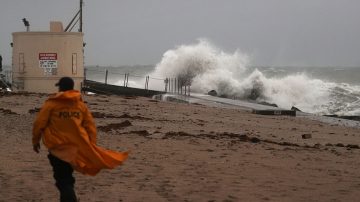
[1, 0, 360, 67]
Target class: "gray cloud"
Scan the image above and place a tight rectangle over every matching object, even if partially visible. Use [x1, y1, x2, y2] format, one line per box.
[1, 0, 360, 66]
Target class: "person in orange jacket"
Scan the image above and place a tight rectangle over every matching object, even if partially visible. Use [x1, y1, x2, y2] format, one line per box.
[32, 77, 128, 202]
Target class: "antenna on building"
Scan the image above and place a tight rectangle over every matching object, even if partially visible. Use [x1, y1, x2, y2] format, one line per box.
[22, 18, 30, 31]
[64, 0, 84, 32]
[79, 0, 83, 32]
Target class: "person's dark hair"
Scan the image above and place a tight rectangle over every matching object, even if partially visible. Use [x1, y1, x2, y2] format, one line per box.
[55, 77, 74, 91]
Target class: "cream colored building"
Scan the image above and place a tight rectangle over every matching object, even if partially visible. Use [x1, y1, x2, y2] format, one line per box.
[12, 22, 84, 93]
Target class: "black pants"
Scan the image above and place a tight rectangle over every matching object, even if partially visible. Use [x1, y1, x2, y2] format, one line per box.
[48, 153, 77, 202]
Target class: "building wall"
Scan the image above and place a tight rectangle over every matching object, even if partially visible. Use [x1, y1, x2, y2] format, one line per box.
[12, 32, 84, 93]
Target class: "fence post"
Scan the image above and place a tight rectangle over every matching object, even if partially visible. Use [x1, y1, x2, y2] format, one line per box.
[123, 74, 127, 86]
[126, 73, 129, 87]
[105, 69, 108, 84]
[168, 78, 170, 93]
[145, 76, 149, 90]
[147, 76, 149, 89]
[175, 78, 177, 94]
[178, 78, 180, 94]
[164, 78, 168, 92]
[170, 78, 172, 93]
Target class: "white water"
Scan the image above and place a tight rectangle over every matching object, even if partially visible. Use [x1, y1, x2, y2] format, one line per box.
[150, 39, 360, 115]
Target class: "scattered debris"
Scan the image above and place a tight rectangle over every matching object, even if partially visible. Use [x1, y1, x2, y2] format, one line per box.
[97, 120, 132, 132]
[302, 134, 312, 139]
[0, 108, 18, 115]
[28, 107, 41, 114]
[252, 109, 296, 116]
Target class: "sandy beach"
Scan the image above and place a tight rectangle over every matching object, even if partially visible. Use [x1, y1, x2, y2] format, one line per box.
[1, 92, 360, 202]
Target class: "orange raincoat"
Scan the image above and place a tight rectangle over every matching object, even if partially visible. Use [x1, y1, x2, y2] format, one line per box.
[32, 90, 128, 176]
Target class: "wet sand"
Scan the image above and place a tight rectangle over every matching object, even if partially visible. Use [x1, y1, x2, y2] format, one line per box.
[1, 92, 360, 201]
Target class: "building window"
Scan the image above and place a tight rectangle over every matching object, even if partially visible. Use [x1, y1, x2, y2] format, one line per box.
[72, 53, 77, 75]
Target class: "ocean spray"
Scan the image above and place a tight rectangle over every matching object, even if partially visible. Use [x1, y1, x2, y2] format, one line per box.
[150, 39, 360, 115]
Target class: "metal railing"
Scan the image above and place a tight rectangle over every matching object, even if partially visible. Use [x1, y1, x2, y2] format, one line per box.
[0, 70, 12, 89]
[85, 68, 191, 96]
[1, 68, 191, 96]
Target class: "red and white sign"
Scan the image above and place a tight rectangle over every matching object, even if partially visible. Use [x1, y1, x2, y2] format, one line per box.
[39, 53, 57, 69]
[39, 53, 57, 60]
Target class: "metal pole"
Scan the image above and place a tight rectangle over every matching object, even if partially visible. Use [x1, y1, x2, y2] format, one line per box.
[105, 69, 108, 84]
[145, 76, 149, 89]
[79, 0, 83, 32]
[64, 10, 80, 32]
[124, 74, 126, 86]
[167, 78, 170, 92]
[147, 76, 149, 89]
[175, 78, 177, 94]
[171, 78, 173, 93]
[126, 73, 129, 87]
[168, 78, 170, 92]
[84, 67, 87, 81]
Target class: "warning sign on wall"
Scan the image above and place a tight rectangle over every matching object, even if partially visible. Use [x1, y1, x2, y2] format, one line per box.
[39, 53, 57, 68]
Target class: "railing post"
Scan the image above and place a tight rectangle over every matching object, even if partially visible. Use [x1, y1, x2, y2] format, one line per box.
[145, 76, 149, 90]
[148, 76, 150, 89]
[168, 78, 170, 93]
[170, 78, 172, 93]
[105, 69, 108, 84]
[164, 78, 168, 92]
[124, 74, 128, 87]
[175, 78, 177, 94]
[126, 73, 129, 87]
